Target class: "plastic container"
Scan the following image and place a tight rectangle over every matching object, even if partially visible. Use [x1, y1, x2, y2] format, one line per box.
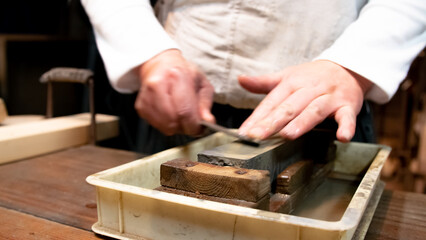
[86, 132, 390, 240]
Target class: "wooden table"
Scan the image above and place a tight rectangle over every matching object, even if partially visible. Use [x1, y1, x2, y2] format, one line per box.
[0, 145, 424, 239]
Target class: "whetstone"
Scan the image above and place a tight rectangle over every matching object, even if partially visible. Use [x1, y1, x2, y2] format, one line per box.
[198, 136, 305, 185]
[276, 160, 314, 194]
[160, 158, 270, 202]
[155, 186, 270, 210]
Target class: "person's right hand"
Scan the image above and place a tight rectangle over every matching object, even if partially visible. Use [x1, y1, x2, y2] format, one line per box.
[135, 49, 215, 136]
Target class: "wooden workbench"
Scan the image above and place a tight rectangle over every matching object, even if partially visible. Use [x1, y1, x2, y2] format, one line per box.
[0, 145, 424, 239]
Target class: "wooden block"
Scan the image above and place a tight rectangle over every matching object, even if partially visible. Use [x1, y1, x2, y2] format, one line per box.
[160, 158, 270, 202]
[269, 161, 334, 214]
[198, 136, 306, 185]
[0, 113, 119, 165]
[276, 160, 314, 194]
[155, 186, 270, 210]
[1, 115, 45, 126]
[269, 192, 291, 212]
[0, 98, 7, 123]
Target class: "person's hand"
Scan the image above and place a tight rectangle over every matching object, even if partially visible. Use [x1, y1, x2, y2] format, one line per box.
[135, 49, 215, 136]
[238, 60, 372, 142]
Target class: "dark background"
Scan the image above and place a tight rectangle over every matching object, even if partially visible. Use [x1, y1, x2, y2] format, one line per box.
[0, 0, 140, 150]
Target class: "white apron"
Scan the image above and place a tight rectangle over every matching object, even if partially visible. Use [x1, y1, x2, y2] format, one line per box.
[155, 0, 367, 109]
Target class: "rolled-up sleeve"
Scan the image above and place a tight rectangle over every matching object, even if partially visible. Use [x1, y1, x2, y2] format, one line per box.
[81, 0, 179, 93]
[316, 0, 426, 104]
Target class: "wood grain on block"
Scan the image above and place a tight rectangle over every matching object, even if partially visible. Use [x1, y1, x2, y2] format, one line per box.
[269, 161, 334, 214]
[0, 98, 7, 123]
[155, 186, 269, 210]
[160, 158, 270, 202]
[0, 113, 119, 165]
[276, 160, 314, 194]
[269, 192, 291, 212]
[198, 136, 305, 184]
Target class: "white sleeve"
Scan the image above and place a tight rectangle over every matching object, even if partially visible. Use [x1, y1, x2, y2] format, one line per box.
[81, 0, 179, 93]
[316, 0, 426, 104]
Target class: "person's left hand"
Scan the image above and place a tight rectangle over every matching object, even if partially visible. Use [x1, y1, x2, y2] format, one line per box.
[238, 60, 372, 142]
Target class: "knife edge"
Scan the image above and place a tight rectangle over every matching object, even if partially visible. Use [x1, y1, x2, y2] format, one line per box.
[200, 120, 261, 146]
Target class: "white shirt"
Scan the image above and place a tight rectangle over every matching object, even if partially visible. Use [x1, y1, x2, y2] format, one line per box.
[82, 0, 426, 108]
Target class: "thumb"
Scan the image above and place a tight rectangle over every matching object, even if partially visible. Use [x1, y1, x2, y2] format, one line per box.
[198, 77, 215, 123]
[238, 72, 283, 94]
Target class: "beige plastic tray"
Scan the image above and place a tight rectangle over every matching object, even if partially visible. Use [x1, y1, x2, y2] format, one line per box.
[86, 132, 390, 240]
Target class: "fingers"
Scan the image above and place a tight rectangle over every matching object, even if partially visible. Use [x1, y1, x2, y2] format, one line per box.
[238, 72, 283, 94]
[279, 94, 335, 140]
[239, 61, 366, 143]
[280, 101, 357, 143]
[136, 50, 214, 136]
[171, 69, 215, 135]
[135, 74, 179, 135]
[197, 74, 215, 123]
[334, 106, 357, 142]
[244, 92, 358, 142]
[241, 87, 320, 139]
[239, 78, 295, 134]
[169, 68, 202, 135]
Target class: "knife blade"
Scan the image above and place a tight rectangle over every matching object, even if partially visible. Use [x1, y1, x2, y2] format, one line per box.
[200, 120, 261, 146]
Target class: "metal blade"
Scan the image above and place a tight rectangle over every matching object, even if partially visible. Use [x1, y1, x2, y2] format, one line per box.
[200, 120, 261, 146]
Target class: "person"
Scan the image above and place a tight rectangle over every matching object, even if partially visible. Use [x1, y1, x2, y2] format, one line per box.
[82, 0, 426, 153]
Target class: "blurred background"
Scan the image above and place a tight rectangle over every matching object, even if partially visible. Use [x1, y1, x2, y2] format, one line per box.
[0, 0, 425, 193]
[0, 0, 141, 151]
